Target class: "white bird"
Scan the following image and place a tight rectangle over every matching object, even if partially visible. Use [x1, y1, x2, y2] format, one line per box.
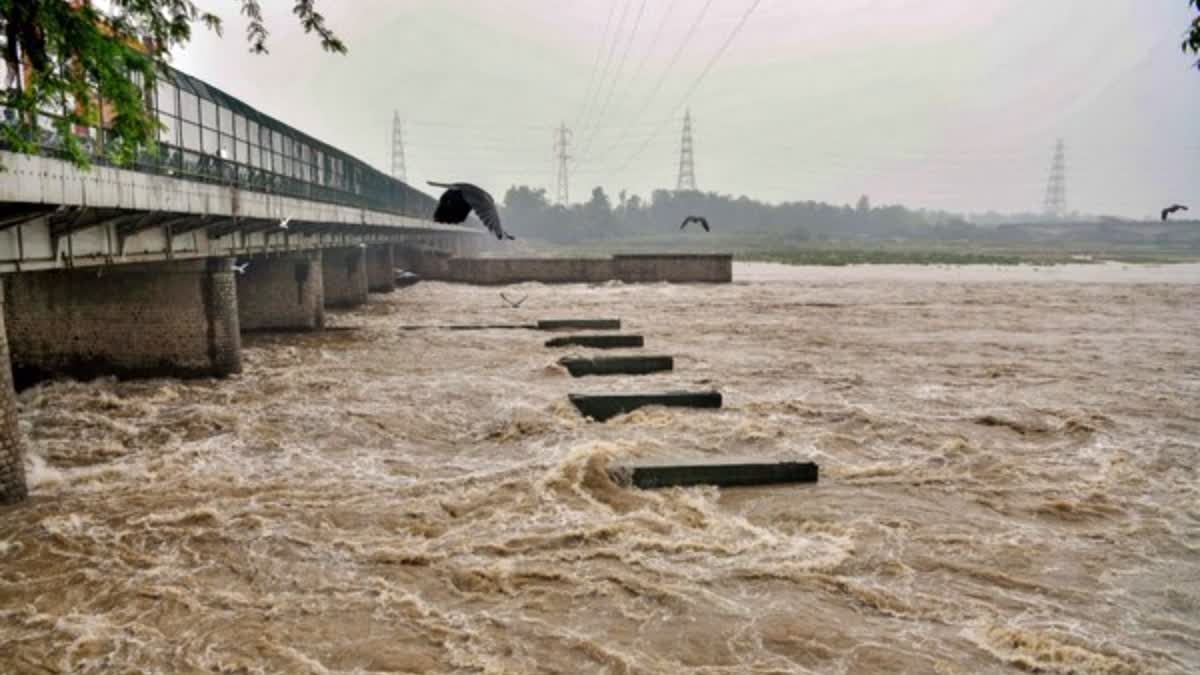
[279, 217, 290, 229]
[232, 261, 250, 274]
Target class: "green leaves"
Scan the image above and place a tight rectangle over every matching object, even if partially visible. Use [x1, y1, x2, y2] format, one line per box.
[0, 1, 345, 170]
[1186, 0, 1200, 69]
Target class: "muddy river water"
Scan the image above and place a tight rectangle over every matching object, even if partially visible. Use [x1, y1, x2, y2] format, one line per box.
[1, 261, 1198, 674]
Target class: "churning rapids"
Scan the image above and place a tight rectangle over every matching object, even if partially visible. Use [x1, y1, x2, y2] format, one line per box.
[1, 262, 1198, 674]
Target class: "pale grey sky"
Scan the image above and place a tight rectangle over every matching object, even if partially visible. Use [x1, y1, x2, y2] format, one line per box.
[175, 1, 1199, 219]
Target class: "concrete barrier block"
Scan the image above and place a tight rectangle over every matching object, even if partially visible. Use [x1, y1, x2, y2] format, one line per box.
[537, 319, 621, 331]
[568, 390, 721, 421]
[609, 458, 818, 489]
[545, 335, 644, 349]
[559, 355, 673, 377]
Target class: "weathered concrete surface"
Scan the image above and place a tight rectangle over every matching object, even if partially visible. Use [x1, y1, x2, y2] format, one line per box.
[559, 355, 673, 377]
[237, 251, 324, 332]
[432, 254, 732, 285]
[0, 280, 27, 504]
[545, 335, 644, 349]
[366, 245, 396, 293]
[612, 254, 732, 283]
[4, 258, 241, 387]
[322, 247, 369, 308]
[568, 390, 722, 422]
[537, 319, 621, 331]
[609, 458, 818, 489]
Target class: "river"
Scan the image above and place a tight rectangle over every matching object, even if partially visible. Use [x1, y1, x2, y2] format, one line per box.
[1, 261, 1198, 673]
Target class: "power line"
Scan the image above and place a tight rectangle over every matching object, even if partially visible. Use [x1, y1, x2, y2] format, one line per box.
[580, 0, 716, 166]
[608, 0, 764, 179]
[571, 1, 620, 132]
[574, 0, 633, 138]
[576, 0, 650, 162]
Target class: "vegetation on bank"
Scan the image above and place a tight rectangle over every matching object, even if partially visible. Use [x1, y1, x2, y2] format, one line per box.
[537, 236, 1200, 267]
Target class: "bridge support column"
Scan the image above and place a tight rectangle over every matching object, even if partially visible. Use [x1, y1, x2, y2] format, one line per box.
[321, 247, 369, 308]
[3, 258, 241, 387]
[0, 280, 27, 504]
[365, 244, 396, 293]
[237, 251, 325, 332]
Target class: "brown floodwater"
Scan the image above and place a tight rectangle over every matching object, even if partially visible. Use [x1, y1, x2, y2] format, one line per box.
[1, 261, 1198, 674]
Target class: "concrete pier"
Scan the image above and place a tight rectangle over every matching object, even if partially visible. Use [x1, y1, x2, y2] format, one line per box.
[322, 247, 369, 308]
[545, 335, 645, 349]
[4, 258, 242, 387]
[365, 244, 396, 293]
[237, 251, 325, 332]
[568, 390, 722, 422]
[0, 281, 27, 504]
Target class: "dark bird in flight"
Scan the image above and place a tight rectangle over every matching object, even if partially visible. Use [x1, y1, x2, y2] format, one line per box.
[1161, 204, 1189, 221]
[500, 292, 528, 308]
[680, 215, 710, 232]
[428, 181, 514, 240]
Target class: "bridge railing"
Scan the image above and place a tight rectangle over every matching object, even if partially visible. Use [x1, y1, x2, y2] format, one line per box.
[0, 66, 439, 221]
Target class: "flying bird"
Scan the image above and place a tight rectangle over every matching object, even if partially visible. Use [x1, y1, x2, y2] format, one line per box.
[232, 261, 250, 275]
[279, 217, 290, 230]
[1161, 204, 1189, 221]
[428, 181, 514, 240]
[680, 215, 710, 232]
[500, 292, 528, 308]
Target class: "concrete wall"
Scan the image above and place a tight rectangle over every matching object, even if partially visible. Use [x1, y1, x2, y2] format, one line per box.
[365, 245, 396, 293]
[0, 280, 27, 504]
[237, 251, 324, 332]
[322, 247, 368, 308]
[395, 245, 452, 280]
[4, 258, 241, 387]
[447, 257, 615, 285]
[437, 254, 733, 285]
[611, 254, 733, 283]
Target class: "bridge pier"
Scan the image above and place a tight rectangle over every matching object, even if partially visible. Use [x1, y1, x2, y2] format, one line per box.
[321, 247, 369, 308]
[365, 244, 396, 293]
[0, 281, 27, 504]
[237, 251, 325, 332]
[3, 258, 242, 387]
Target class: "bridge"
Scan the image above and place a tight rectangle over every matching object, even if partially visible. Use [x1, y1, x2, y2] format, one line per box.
[0, 66, 486, 504]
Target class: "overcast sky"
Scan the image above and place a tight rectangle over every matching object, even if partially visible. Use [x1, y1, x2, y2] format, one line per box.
[174, 1, 1199, 218]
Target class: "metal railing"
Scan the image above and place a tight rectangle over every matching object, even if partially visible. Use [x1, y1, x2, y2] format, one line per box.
[1, 65, 438, 220]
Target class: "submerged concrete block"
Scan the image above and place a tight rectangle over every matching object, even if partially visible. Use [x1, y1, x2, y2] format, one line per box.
[545, 334, 644, 349]
[568, 390, 721, 422]
[537, 319, 621, 331]
[559, 355, 673, 377]
[609, 458, 818, 489]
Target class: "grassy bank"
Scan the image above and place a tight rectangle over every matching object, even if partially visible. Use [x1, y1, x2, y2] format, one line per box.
[532, 236, 1200, 266]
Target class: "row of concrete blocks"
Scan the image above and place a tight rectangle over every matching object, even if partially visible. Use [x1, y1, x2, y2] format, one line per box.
[0, 244, 410, 504]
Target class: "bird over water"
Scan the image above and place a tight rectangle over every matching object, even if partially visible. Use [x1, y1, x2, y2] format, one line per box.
[429, 182, 514, 240]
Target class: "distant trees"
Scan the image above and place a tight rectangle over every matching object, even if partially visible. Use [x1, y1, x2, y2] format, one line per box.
[499, 185, 972, 244]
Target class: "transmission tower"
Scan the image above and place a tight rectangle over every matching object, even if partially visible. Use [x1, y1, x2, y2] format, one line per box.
[554, 123, 572, 205]
[676, 109, 697, 191]
[391, 111, 407, 182]
[1042, 138, 1066, 218]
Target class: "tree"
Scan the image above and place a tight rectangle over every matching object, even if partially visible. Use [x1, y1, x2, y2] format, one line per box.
[856, 194, 870, 213]
[0, 1, 344, 168]
[1187, 1, 1200, 69]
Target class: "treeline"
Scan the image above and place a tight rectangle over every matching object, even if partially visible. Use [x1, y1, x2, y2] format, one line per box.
[500, 186, 975, 243]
